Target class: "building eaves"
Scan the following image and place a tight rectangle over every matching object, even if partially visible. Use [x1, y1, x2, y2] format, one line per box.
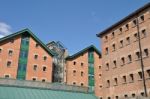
[66, 45, 101, 60]
[0, 28, 56, 56]
[96, 2, 150, 38]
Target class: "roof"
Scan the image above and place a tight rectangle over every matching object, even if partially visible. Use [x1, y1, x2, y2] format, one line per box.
[66, 45, 101, 60]
[97, 2, 150, 37]
[0, 85, 96, 99]
[0, 28, 56, 56]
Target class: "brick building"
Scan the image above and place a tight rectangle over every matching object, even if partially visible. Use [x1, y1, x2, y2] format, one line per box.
[97, 3, 150, 99]
[0, 29, 54, 82]
[65, 45, 101, 92]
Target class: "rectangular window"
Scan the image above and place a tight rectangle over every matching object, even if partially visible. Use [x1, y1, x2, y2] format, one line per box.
[0, 48, 2, 53]
[34, 54, 38, 59]
[33, 65, 37, 71]
[144, 48, 149, 57]
[73, 70, 76, 76]
[126, 37, 130, 45]
[129, 74, 134, 82]
[35, 43, 39, 48]
[128, 55, 132, 63]
[105, 47, 108, 55]
[112, 44, 116, 51]
[32, 78, 37, 81]
[114, 78, 118, 86]
[141, 29, 146, 38]
[138, 71, 143, 80]
[146, 69, 150, 78]
[134, 33, 138, 41]
[81, 62, 84, 66]
[140, 15, 144, 22]
[73, 82, 76, 85]
[133, 20, 137, 26]
[120, 40, 123, 48]
[42, 79, 46, 82]
[104, 36, 108, 42]
[122, 76, 127, 84]
[111, 32, 115, 38]
[73, 61, 76, 65]
[7, 61, 12, 67]
[125, 24, 129, 30]
[121, 57, 125, 66]
[4, 75, 10, 78]
[136, 52, 140, 59]
[119, 28, 122, 33]
[106, 63, 109, 71]
[43, 66, 47, 72]
[81, 71, 84, 76]
[106, 80, 110, 88]
[8, 50, 13, 56]
[43, 56, 47, 61]
[113, 60, 117, 68]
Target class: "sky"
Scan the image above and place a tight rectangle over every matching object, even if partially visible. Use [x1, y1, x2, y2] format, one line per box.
[0, 0, 149, 55]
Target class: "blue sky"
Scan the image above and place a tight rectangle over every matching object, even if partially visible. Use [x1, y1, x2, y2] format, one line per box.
[0, 0, 149, 55]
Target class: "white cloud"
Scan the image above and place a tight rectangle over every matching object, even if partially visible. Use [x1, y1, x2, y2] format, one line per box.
[0, 22, 12, 38]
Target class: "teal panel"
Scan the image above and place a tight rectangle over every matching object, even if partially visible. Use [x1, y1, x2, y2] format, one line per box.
[0, 86, 96, 99]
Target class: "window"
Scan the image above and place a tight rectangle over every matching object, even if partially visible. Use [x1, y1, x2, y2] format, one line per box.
[7, 61, 11, 67]
[126, 37, 130, 45]
[4, 75, 10, 78]
[32, 78, 37, 81]
[81, 71, 84, 76]
[33, 65, 37, 71]
[43, 56, 47, 61]
[146, 69, 150, 78]
[141, 29, 146, 38]
[81, 83, 84, 86]
[8, 50, 13, 56]
[124, 94, 128, 98]
[136, 52, 140, 59]
[119, 28, 122, 33]
[81, 62, 84, 66]
[35, 43, 39, 48]
[73, 61, 76, 65]
[106, 80, 110, 87]
[121, 57, 125, 66]
[138, 71, 143, 80]
[114, 78, 118, 86]
[129, 74, 134, 82]
[134, 33, 138, 41]
[42, 79, 46, 82]
[120, 40, 123, 48]
[43, 66, 47, 71]
[99, 74, 102, 78]
[73, 82, 76, 85]
[144, 48, 149, 57]
[107, 97, 111, 99]
[73, 70, 76, 76]
[128, 55, 132, 63]
[112, 44, 116, 51]
[105, 47, 108, 54]
[105, 36, 108, 42]
[125, 24, 129, 30]
[122, 76, 127, 84]
[0, 48, 2, 53]
[133, 20, 137, 26]
[99, 66, 101, 69]
[113, 60, 117, 68]
[99, 85, 102, 88]
[106, 63, 109, 71]
[34, 54, 38, 59]
[140, 15, 144, 22]
[141, 92, 145, 96]
[111, 32, 115, 38]
[132, 93, 136, 97]
[115, 96, 119, 99]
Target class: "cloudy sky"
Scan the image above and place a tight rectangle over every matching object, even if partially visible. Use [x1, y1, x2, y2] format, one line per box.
[0, 0, 149, 54]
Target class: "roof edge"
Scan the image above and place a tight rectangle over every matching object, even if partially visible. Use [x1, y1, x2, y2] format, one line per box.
[96, 2, 150, 37]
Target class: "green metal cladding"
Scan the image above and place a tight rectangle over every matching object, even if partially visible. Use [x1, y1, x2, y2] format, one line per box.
[17, 35, 30, 80]
[0, 86, 96, 99]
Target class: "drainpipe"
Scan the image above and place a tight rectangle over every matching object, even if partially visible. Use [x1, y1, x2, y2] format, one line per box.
[136, 15, 148, 97]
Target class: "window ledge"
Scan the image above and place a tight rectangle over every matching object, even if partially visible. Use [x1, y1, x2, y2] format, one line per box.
[122, 82, 127, 84]
[112, 66, 117, 69]
[114, 84, 118, 86]
[127, 61, 132, 64]
[129, 81, 134, 83]
[143, 56, 149, 59]
[138, 79, 142, 81]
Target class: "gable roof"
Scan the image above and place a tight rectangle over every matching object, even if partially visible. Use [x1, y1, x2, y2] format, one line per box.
[66, 45, 101, 60]
[96, 2, 150, 37]
[0, 28, 56, 56]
